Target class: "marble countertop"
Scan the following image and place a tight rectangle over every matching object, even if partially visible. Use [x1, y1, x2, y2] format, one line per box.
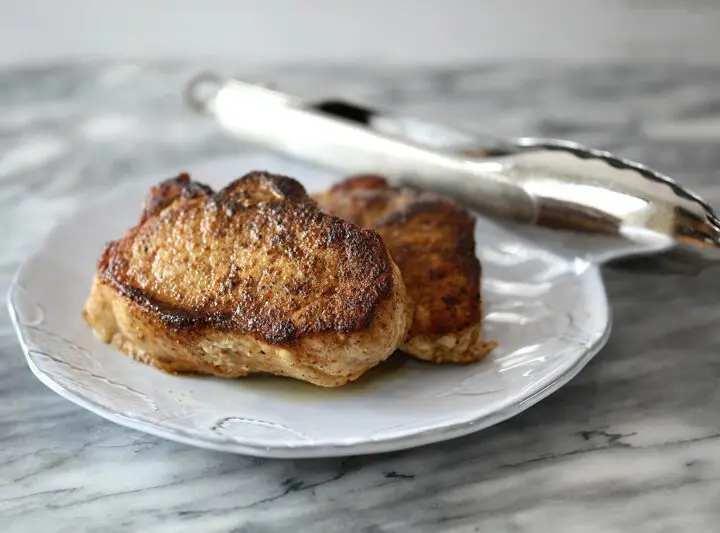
[2, 61, 720, 532]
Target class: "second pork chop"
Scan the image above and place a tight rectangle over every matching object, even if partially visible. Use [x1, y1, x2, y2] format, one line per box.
[315, 175, 496, 364]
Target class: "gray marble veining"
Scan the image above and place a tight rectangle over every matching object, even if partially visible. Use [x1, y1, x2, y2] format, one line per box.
[2, 61, 720, 532]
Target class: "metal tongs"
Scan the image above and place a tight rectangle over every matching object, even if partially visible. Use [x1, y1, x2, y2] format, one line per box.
[185, 73, 720, 275]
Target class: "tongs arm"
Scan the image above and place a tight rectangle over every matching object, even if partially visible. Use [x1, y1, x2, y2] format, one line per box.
[185, 74, 720, 274]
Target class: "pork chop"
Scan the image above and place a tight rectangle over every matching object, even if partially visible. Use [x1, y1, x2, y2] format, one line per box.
[83, 171, 412, 387]
[314, 175, 495, 364]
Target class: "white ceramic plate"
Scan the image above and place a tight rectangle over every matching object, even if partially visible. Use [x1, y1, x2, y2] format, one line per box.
[8, 153, 611, 458]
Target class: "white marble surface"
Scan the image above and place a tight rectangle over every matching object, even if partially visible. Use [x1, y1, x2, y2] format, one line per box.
[2, 61, 720, 532]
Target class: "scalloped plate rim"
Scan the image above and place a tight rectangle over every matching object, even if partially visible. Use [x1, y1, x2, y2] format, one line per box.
[11, 301, 611, 457]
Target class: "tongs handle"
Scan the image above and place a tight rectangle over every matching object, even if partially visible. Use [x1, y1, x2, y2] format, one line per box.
[186, 74, 535, 223]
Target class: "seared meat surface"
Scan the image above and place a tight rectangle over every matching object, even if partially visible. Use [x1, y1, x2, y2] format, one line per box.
[315, 175, 495, 364]
[83, 171, 411, 387]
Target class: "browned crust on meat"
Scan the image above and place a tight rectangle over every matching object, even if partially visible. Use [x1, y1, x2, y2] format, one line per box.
[377, 200, 480, 336]
[83, 261, 410, 387]
[139, 173, 214, 224]
[314, 175, 481, 337]
[97, 171, 395, 345]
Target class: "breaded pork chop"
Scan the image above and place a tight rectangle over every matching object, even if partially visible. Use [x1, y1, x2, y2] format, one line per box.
[314, 175, 495, 364]
[83, 171, 412, 387]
